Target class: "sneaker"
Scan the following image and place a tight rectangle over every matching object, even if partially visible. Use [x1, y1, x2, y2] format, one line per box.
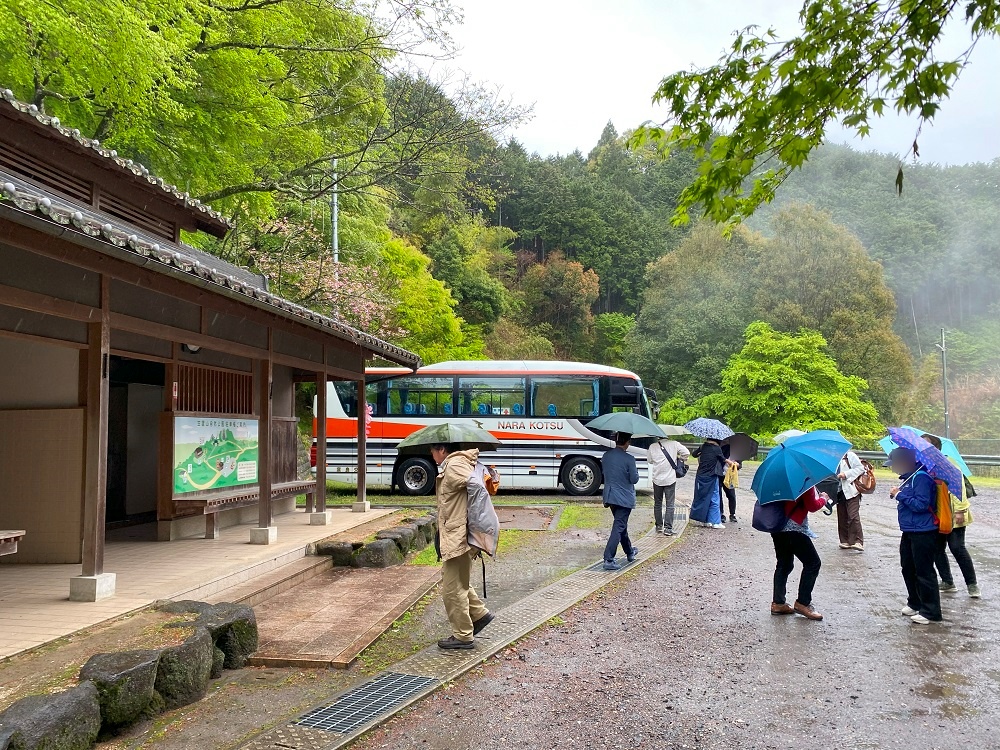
[472, 611, 495, 636]
[901, 606, 919, 617]
[969, 584, 982, 598]
[438, 636, 475, 650]
[793, 601, 823, 621]
[664, 528, 675, 536]
[910, 614, 930, 625]
[655, 526, 663, 534]
[626, 548, 639, 563]
[770, 602, 794, 616]
[838, 543, 851, 549]
[939, 582, 958, 593]
[729, 515, 738, 523]
[850, 543, 864, 551]
[711, 523, 726, 529]
[602, 560, 621, 571]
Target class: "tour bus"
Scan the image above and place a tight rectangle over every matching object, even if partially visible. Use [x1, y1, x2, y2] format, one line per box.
[312, 360, 659, 495]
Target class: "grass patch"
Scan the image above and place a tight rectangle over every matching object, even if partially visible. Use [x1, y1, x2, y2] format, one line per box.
[408, 544, 440, 567]
[556, 504, 607, 530]
[357, 591, 437, 675]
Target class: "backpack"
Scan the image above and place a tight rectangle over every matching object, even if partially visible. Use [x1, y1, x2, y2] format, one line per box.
[853, 459, 877, 495]
[467, 464, 500, 557]
[751, 500, 789, 533]
[930, 478, 954, 535]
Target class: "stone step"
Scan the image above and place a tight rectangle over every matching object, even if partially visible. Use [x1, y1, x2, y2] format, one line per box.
[202, 556, 333, 607]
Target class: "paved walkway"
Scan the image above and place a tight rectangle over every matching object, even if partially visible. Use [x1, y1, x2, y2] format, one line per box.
[0, 508, 391, 659]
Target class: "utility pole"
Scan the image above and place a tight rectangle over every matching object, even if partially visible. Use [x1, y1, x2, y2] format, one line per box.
[936, 328, 950, 438]
[330, 157, 339, 316]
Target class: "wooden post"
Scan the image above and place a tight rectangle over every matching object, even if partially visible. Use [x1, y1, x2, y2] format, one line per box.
[71, 277, 115, 601]
[251, 354, 276, 543]
[353, 377, 369, 512]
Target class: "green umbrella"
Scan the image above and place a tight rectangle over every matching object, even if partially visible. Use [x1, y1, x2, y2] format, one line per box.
[396, 423, 502, 454]
[585, 411, 667, 438]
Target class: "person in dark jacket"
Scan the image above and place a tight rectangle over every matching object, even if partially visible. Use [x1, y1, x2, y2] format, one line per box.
[719, 443, 741, 523]
[601, 432, 639, 571]
[690, 439, 735, 528]
[889, 447, 942, 624]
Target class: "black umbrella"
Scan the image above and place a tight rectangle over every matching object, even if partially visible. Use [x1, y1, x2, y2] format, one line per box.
[723, 432, 759, 462]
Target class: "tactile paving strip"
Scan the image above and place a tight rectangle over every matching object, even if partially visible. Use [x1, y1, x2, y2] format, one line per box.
[241, 723, 339, 750]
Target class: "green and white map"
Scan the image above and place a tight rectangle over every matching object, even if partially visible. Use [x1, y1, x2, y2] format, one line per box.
[173, 417, 259, 495]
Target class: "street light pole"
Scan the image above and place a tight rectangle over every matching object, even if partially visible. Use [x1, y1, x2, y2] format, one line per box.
[936, 328, 950, 438]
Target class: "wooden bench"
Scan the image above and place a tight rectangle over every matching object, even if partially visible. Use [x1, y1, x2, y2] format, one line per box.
[174, 481, 317, 539]
[0, 530, 25, 556]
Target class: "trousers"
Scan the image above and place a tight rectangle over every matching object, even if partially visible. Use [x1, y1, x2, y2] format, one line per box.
[653, 483, 677, 531]
[934, 526, 978, 587]
[900, 530, 942, 621]
[441, 550, 489, 642]
[836, 493, 864, 545]
[718, 477, 737, 517]
[771, 531, 821, 607]
[604, 504, 634, 562]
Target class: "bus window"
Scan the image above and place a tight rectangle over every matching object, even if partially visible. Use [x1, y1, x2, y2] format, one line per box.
[609, 376, 646, 415]
[332, 381, 379, 417]
[386, 376, 454, 416]
[458, 377, 526, 416]
[530, 377, 600, 417]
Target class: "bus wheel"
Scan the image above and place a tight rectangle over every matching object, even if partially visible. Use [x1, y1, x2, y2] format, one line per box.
[396, 457, 436, 496]
[562, 457, 602, 496]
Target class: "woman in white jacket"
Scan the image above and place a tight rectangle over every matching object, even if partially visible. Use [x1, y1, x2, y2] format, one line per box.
[836, 450, 866, 551]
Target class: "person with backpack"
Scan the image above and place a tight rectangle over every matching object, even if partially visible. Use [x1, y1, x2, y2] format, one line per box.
[431, 443, 495, 649]
[601, 432, 639, 570]
[835, 449, 867, 551]
[888, 447, 942, 624]
[768, 486, 827, 621]
[647, 437, 690, 535]
[923, 434, 980, 598]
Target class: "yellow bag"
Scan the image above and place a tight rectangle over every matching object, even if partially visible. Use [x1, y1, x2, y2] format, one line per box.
[723, 464, 739, 490]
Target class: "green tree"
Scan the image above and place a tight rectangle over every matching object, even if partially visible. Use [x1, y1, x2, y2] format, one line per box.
[593, 313, 635, 367]
[699, 322, 883, 439]
[484, 319, 556, 360]
[631, 0, 1000, 224]
[520, 251, 600, 356]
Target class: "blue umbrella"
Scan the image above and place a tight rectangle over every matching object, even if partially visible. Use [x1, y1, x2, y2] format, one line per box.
[751, 430, 851, 505]
[878, 426, 972, 478]
[886, 427, 964, 498]
[683, 417, 735, 441]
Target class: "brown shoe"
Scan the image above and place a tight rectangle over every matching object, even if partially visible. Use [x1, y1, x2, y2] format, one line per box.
[794, 601, 823, 620]
[770, 602, 795, 616]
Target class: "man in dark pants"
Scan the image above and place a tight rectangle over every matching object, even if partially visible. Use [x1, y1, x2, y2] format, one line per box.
[719, 444, 740, 522]
[601, 432, 639, 571]
[770, 486, 826, 620]
[889, 447, 942, 624]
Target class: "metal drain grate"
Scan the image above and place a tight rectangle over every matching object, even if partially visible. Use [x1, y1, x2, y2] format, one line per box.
[295, 672, 439, 734]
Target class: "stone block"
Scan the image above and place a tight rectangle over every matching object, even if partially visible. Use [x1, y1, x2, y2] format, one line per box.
[352, 538, 404, 568]
[211, 647, 225, 679]
[79, 649, 160, 728]
[352, 500, 371, 513]
[309, 510, 333, 525]
[315, 541, 354, 566]
[249, 526, 277, 545]
[69, 573, 116, 602]
[0, 681, 101, 750]
[158, 602, 259, 670]
[154, 628, 213, 710]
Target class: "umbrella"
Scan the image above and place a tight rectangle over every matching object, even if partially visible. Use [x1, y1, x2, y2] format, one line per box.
[885, 427, 964, 498]
[773, 429, 806, 444]
[751, 430, 851, 505]
[683, 417, 735, 441]
[878, 426, 972, 478]
[586, 411, 667, 438]
[723, 432, 759, 462]
[396, 423, 501, 454]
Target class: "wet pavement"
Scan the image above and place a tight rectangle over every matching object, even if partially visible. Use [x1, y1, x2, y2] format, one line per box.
[351, 478, 1000, 750]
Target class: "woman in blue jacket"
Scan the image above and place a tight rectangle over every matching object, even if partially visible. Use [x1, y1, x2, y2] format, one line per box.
[888, 447, 942, 624]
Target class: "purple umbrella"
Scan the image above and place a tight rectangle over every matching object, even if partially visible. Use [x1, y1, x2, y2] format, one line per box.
[888, 427, 963, 498]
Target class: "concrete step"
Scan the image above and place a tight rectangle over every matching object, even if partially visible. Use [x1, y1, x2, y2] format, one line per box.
[202, 555, 333, 607]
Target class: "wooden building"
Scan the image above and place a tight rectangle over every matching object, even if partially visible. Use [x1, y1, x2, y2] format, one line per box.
[0, 89, 419, 601]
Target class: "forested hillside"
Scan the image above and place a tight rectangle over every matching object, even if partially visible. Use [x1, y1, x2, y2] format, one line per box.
[4, 0, 1000, 438]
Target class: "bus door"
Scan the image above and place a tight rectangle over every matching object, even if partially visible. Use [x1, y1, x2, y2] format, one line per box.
[457, 376, 526, 487]
[330, 381, 384, 486]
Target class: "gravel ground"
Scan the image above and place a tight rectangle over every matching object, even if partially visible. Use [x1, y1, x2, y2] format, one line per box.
[352, 477, 1000, 750]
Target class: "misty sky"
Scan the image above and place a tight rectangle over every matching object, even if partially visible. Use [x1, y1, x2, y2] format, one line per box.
[439, 0, 1000, 165]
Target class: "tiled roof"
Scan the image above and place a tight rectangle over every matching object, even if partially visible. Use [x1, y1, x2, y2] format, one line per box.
[0, 89, 232, 229]
[0, 173, 421, 368]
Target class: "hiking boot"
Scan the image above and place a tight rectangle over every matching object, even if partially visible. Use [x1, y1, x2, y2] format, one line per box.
[850, 542, 864, 551]
[472, 611, 495, 636]
[910, 614, 930, 625]
[626, 548, 639, 563]
[602, 560, 621, 571]
[793, 601, 823, 620]
[438, 636, 475, 650]
[939, 581, 958, 593]
[969, 584, 982, 598]
[901, 606, 919, 617]
[729, 515, 738, 523]
[770, 602, 795, 616]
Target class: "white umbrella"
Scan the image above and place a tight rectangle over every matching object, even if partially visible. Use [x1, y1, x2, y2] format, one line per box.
[773, 429, 807, 444]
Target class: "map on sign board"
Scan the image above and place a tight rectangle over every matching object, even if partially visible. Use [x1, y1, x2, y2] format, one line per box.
[173, 417, 259, 494]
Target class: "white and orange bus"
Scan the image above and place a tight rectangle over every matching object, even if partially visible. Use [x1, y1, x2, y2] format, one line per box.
[312, 360, 658, 495]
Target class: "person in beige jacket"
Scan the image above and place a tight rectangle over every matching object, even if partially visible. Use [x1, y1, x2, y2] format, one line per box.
[431, 444, 494, 649]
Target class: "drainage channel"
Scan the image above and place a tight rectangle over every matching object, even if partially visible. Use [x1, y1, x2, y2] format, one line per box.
[241, 522, 686, 750]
